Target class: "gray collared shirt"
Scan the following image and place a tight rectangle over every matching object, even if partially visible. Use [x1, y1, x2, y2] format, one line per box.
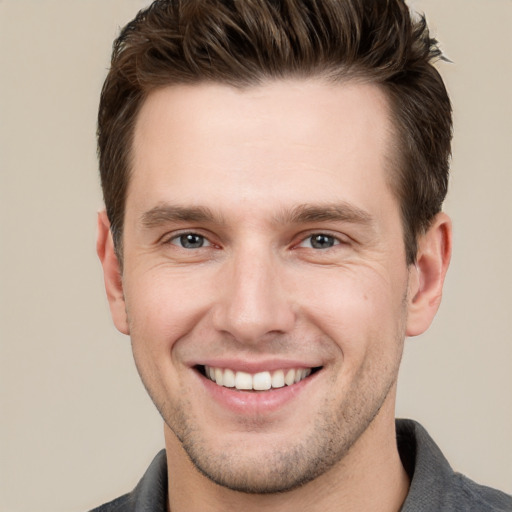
[90, 419, 512, 511]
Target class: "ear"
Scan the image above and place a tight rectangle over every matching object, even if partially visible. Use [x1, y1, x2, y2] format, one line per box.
[96, 210, 130, 335]
[406, 212, 452, 337]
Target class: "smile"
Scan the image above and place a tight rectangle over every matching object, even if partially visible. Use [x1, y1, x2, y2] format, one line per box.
[203, 365, 315, 391]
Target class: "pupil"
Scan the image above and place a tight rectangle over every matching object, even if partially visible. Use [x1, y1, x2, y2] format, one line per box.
[181, 234, 203, 248]
[312, 234, 333, 249]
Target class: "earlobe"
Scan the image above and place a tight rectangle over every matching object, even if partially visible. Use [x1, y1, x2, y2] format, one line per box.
[96, 210, 130, 335]
[406, 212, 452, 337]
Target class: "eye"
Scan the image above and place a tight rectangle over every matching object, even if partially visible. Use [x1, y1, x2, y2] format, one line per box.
[170, 233, 211, 249]
[299, 233, 340, 249]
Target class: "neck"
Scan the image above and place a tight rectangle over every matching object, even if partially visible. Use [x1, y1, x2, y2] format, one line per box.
[164, 404, 409, 512]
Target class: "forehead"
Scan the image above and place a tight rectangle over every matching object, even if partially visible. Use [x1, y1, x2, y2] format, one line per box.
[129, 79, 396, 220]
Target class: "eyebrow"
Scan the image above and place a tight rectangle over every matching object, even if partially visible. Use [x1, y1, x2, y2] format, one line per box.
[139, 202, 374, 229]
[274, 203, 374, 226]
[140, 204, 225, 229]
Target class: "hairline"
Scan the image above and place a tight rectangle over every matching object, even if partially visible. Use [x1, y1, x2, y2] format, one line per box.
[114, 73, 414, 266]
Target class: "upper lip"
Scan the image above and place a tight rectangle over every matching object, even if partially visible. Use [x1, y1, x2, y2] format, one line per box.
[191, 358, 323, 373]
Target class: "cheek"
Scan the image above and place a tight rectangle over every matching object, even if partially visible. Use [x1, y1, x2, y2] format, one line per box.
[123, 268, 214, 355]
[296, 265, 407, 352]
[123, 272, 207, 403]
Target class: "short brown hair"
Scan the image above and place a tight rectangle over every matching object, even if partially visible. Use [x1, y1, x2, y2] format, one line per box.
[98, 0, 452, 264]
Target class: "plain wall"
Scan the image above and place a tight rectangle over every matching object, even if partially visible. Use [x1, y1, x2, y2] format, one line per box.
[1, 1, 510, 511]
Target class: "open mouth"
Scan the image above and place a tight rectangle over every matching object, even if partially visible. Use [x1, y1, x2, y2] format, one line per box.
[197, 365, 321, 391]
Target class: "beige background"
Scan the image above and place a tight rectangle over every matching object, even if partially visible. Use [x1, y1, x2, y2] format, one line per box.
[1, 1, 511, 511]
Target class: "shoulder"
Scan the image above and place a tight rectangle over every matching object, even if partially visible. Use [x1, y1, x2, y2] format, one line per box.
[88, 450, 168, 512]
[446, 472, 512, 512]
[397, 419, 512, 512]
[89, 493, 135, 512]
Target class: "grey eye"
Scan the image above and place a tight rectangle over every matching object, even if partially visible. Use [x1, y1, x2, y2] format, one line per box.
[308, 234, 337, 249]
[175, 233, 207, 249]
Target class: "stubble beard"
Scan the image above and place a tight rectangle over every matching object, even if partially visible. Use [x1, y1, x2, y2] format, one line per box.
[133, 293, 408, 494]
[172, 399, 393, 494]
[152, 346, 403, 495]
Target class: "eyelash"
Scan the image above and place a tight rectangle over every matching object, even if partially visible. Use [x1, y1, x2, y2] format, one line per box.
[167, 232, 212, 249]
[165, 231, 345, 250]
[297, 233, 342, 250]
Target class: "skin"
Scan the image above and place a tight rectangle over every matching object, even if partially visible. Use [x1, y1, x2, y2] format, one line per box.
[97, 79, 451, 511]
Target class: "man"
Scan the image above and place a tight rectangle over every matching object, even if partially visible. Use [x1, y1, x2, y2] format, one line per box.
[93, 0, 512, 511]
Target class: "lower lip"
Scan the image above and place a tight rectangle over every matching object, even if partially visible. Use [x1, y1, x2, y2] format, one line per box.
[198, 370, 318, 416]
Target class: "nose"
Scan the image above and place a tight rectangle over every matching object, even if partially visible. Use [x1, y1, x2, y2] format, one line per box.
[212, 245, 296, 344]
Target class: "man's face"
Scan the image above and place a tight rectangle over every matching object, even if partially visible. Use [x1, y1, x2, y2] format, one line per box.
[117, 80, 415, 492]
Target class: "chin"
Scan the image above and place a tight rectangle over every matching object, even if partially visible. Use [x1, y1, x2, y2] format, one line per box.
[166, 402, 374, 495]
[184, 441, 336, 494]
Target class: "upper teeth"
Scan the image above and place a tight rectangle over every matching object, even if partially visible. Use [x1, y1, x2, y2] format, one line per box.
[204, 366, 312, 391]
